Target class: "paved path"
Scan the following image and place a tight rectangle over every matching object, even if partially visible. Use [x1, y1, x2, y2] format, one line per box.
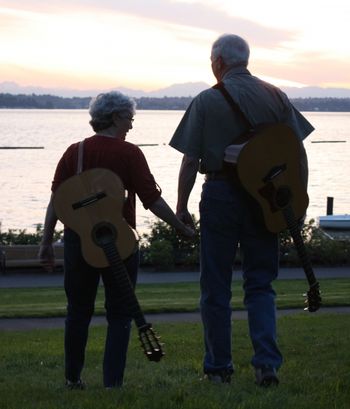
[1, 307, 350, 332]
[1, 266, 349, 288]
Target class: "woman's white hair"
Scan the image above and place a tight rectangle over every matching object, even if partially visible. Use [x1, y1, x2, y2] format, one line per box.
[211, 34, 250, 67]
[89, 91, 136, 132]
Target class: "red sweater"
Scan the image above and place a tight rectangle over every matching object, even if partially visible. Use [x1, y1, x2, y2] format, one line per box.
[52, 135, 161, 228]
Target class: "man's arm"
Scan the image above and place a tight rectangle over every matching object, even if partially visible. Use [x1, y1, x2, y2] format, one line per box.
[175, 154, 199, 229]
[38, 194, 58, 272]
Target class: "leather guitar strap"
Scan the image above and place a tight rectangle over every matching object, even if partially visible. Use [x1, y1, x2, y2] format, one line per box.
[77, 140, 84, 175]
[213, 82, 251, 129]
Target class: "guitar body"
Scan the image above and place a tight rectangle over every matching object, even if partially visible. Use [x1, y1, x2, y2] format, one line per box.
[236, 124, 309, 233]
[53, 168, 137, 267]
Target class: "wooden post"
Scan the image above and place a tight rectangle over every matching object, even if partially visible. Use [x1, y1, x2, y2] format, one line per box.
[326, 197, 334, 215]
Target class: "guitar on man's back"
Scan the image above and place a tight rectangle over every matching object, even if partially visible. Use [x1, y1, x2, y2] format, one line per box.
[226, 123, 321, 312]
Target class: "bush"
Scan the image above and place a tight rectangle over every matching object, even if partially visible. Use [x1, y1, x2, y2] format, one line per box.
[147, 239, 175, 269]
[0, 224, 63, 245]
[280, 219, 350, 266]
[1, 218, 349, 267]
[140, 216, 200, 267]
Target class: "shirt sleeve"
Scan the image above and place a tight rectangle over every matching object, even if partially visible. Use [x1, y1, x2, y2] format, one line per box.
[279, 92, 315, 141]
[169, 95, 205, 158]
[51, 145, 78, 193]
[287, 105, 315, 140]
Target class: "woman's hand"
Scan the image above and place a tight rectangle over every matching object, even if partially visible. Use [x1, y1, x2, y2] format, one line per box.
[38, 243, 55, 273]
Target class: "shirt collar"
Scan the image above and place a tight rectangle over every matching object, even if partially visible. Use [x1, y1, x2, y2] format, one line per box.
[222, 65, 251, 80]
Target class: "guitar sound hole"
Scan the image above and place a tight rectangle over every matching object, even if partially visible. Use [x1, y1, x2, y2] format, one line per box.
[92, 222, 117, 246]
[275, 186, 292, 209]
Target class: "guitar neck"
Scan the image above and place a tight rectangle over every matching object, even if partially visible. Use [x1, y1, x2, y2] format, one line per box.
[101, 241, 147, 329]
[282, 206, 318, 288]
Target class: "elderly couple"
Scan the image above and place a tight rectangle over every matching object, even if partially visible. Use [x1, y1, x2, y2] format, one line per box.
[39, 33, 313, 389]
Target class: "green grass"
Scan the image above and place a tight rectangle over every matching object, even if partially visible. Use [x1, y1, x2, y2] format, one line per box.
[0, 314, 349, 409]
[0, 278, 349, 318]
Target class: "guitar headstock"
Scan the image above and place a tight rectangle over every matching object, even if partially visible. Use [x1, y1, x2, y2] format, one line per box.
[138, 323, 164, 362]
[304, 282, 322, 312]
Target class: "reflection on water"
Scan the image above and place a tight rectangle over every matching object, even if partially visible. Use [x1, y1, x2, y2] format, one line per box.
[0, 110, 349, 233]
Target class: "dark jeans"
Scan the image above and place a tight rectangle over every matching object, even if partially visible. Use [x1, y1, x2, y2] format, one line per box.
[199, 181, 283, 374]
[63, 229, 139, 387]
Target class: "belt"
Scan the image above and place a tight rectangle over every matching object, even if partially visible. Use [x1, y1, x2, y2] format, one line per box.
[205, 171, 230, 181]
[205, 165, 241, 185]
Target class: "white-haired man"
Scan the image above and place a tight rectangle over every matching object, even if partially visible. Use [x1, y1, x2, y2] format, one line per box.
[170, 34, 314, 386]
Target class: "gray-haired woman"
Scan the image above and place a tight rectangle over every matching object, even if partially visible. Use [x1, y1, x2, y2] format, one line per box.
[39, 91, 194, 389]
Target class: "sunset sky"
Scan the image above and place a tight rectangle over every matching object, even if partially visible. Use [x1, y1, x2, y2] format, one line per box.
[0, 0, 349, 92]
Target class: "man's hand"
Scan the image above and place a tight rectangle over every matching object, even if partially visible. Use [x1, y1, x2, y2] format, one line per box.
[176, 209, 195, 230]
[38, 244, 55, 273]
[176, 221, 196, 239]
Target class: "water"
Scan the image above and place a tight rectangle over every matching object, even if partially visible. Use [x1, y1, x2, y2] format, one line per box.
[0, 109, 349, 234]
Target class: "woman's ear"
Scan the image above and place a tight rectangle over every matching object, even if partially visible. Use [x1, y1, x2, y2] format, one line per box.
[112, 112, 119, 126]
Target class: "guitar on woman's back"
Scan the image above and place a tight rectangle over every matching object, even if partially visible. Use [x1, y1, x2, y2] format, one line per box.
[53, 167, 164, 361]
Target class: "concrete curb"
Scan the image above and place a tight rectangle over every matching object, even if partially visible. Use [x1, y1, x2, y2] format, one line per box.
[1, 306, 350, 331]
[1, 266, 349, 288]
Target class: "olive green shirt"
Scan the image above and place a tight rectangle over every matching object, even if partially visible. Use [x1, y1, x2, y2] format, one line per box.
[169, 67, 314, 173]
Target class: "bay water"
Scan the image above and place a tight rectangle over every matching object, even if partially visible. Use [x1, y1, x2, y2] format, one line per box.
[0, 109, 349, 234]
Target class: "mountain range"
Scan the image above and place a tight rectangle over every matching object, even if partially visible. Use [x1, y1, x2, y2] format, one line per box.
[1, 81, 350, 99]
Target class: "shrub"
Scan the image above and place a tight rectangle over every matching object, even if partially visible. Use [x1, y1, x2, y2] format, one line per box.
[0, 224, 63, 245]
[147, 239, 175, 269]
[1, 218, 349, 267]
[140, 215, 200, 267]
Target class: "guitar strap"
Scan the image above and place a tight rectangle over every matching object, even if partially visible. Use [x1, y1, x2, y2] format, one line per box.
[77, 140, 84, 175]
[213, 82, 251, 129]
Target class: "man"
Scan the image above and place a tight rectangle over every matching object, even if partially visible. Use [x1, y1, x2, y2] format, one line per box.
[169, 34, 314, 386]
[39, 91, 194, 389]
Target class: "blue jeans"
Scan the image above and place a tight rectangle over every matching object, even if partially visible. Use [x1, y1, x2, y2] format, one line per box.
[199, 180, 282, 374]
[63, 229, 139, 387]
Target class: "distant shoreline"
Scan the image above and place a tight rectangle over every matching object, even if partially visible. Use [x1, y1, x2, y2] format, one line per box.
[1, 93, 350, 112]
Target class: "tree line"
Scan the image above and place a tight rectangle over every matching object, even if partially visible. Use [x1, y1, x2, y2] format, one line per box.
[1, 93, 350, 111]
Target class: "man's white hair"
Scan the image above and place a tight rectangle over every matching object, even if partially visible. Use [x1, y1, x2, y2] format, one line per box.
[211, 34, 250, 67]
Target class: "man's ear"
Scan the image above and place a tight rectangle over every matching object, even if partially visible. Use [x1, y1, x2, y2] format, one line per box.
[217, 56, 225, 70]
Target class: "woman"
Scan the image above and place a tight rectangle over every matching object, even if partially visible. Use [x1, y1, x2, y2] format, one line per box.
[39, 91, 194, 389]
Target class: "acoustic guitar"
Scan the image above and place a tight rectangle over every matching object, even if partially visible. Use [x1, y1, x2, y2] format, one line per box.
[53, 168, 164, 361]
[235, 124, 321, 312]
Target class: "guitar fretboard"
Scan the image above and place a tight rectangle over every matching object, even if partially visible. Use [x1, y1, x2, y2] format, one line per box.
[282, 206, 317, 287]
[282, 206, 321, 312]
[101, 240, 147, 329]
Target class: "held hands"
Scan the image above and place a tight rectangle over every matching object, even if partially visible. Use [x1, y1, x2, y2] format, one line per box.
[176, 209, 196, 230]
[38, 243, 55, 273]
[177, 222, 196, 239]
[176, 209, 196, 239]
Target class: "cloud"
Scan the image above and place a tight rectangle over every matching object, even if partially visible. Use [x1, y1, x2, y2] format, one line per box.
[94, 0, 296, 46]
[1, 0, 296, 48]
[253, 51, 350, 87]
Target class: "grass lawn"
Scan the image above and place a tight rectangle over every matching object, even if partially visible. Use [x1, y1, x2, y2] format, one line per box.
[0, 314, 349, 409]
[0, 278, 349, 318]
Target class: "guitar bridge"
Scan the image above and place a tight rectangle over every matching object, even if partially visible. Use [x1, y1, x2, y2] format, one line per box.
[72, 191, 106, 210]
[262, 164, 287, 183]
